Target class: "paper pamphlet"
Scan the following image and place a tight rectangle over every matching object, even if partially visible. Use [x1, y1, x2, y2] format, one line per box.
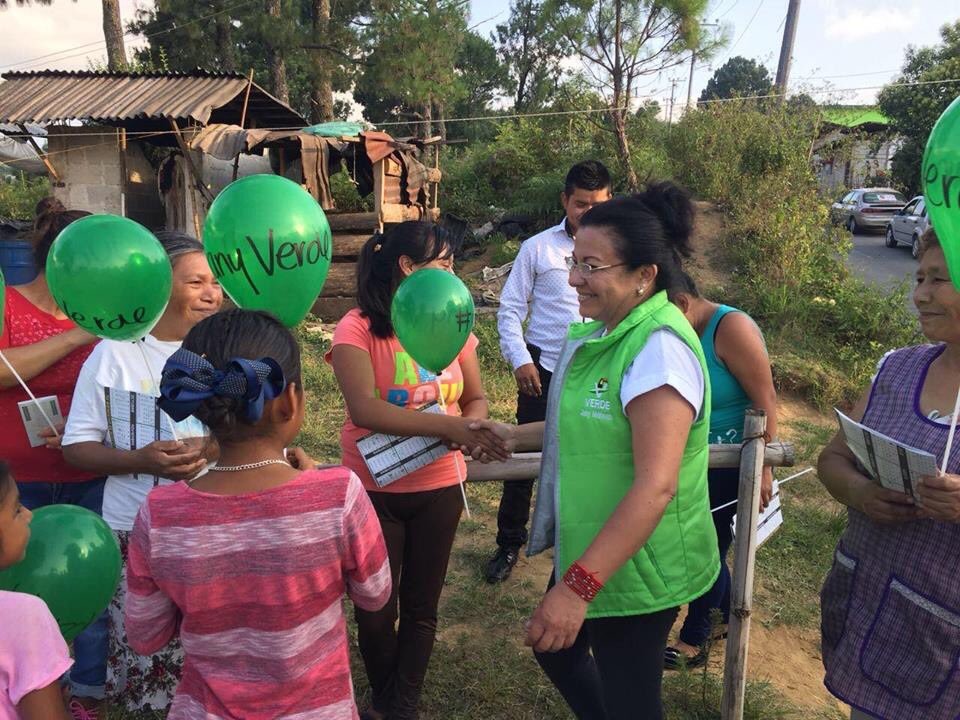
[17, 395, 62, 447]
[104, 387, 176, 483]
[834, 408, 937, 497]
[731, 480, 783, 549]
[357, 402, 449, 488]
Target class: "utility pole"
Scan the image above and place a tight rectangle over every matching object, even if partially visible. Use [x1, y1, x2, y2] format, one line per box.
[687, 21, 720, 108]
[774, 0, 802, 98]
[668, 79, 678, 125]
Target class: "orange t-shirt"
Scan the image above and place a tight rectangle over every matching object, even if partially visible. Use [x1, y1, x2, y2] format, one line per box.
[325, 308, 480, 493]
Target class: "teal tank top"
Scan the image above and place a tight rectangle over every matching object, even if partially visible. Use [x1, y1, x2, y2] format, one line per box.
[703, 305, 753, 444]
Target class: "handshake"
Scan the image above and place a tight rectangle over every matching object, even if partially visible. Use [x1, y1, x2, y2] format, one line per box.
[445, 418, 517, 464]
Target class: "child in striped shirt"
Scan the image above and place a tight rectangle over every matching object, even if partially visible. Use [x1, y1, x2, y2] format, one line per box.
[124, 309, 390, 719]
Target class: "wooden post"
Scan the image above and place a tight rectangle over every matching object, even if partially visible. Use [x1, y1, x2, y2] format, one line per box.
[117, 128, 127, 217]
[168, 119, 214, 204]
[19, 124, 60, 184]
[232, 68, 255, 182]
[721, 410, 768, 720]
[433, 143, 440, 212]
[373, 158, 386, 227]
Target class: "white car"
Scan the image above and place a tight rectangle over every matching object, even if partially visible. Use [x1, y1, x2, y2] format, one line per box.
[885, 196, 929, 259]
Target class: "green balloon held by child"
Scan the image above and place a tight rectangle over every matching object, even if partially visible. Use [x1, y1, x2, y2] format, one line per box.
[0, 505, 121, 643]
[391, 268, 475, 375]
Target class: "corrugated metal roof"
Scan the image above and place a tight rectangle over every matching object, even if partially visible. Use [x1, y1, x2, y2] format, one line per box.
[0, 69, 305, 127]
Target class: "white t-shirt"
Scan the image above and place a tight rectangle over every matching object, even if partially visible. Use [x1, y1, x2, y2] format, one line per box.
[620, 329, 705, 419]
[62, 334, 207, 532]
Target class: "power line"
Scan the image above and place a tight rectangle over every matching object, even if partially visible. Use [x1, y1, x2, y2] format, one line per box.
[1, 75, 956, 146]
[468, 9, 506, 31]
[791, 68, 900, 81]
[717, 0, 741, 19]
[727, 0, 765, 55]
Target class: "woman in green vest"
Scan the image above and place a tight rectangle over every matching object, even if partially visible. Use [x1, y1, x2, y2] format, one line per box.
[665, 270, 778, 669]
[479, 183, 720, 719]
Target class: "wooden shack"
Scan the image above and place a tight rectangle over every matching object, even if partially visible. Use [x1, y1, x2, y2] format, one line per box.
[0, 70, 443, 320]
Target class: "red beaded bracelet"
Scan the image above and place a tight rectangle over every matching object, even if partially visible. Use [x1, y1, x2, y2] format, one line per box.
[562, 561, 603, 602]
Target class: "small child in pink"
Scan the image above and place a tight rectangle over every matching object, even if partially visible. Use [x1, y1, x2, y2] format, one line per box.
[0, 460, 72, 720]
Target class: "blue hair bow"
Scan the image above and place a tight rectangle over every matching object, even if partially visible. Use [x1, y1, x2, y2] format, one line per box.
[158, 348, 286, 423]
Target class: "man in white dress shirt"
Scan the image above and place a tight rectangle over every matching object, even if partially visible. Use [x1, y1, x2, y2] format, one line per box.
[485, 160, 613, 583]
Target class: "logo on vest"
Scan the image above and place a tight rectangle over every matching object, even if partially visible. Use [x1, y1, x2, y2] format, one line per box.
[581, 376, 613, 420]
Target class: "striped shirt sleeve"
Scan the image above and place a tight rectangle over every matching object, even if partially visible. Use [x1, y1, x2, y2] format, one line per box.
[341, 472, 391, 611]
[125, 501, 181, 655]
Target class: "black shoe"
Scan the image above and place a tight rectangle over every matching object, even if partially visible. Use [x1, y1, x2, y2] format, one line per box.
[485, 546, 520, 583]
[663, 645, 708, 671]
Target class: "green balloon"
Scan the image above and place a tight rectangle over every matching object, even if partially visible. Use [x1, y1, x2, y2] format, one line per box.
[46, 215, 173, 341]
[203, 174, 332, 327]
[923, 95, 960, 290]
[391, 268, 475, 374]
[0, 505, 121, 643]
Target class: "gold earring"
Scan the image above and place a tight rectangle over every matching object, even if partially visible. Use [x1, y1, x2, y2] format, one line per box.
[636, 285, 645, 297]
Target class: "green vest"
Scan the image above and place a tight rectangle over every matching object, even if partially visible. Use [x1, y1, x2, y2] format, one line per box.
[556, 291, 720, 618]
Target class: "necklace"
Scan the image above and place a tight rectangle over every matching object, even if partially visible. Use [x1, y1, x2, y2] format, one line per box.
[209, 459, 290, 472]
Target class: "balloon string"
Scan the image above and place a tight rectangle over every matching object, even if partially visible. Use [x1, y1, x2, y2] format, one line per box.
[941, 384, 960, 474]
[136, 339, 179, 442]
[0, 349, 60, 438]
[436, 376, 471, 518]
[709, 467, 813, 514]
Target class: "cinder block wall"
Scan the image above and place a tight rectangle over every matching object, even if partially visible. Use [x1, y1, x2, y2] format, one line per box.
[47, 125, 164, 228]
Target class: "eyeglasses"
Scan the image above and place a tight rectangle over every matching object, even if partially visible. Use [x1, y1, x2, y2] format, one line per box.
[564, 256, 626, 277]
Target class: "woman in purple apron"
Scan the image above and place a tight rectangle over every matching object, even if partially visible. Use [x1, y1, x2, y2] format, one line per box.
[817, 227, 960, 720]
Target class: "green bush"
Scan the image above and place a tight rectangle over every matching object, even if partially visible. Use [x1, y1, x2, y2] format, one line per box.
[441, 106, 670, 224]
[669, 101, 919, 407]
[489, 235, 521, 266]
[0, 174, 50, 220]
[329, 170, 374, 213]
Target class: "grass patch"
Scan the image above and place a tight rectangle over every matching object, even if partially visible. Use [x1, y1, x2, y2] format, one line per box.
[782, 419, 835, 468]
[755, 500, 846, 627]
[664, 669, 797, 720]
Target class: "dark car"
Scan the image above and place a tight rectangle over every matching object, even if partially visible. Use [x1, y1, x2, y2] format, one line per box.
[830, 188, 907, 233]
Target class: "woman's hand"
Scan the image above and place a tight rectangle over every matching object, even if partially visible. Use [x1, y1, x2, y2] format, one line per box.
[916, 472, 960, 522]
[286, 446, 317, 470]
[38, 421, 66, 450]
[134, 440, 207, 481]
[524, 581, 588, 653]
[759, 467, 773, 512]
[852, 480, 923, 524]
[445, 418, 514, 462]
[450, 419, 517, 462]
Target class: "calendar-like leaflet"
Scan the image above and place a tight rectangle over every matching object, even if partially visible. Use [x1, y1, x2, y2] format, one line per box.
[357, 402, 450, 488]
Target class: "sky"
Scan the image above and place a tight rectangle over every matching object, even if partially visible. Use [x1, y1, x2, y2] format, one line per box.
[0, 0, 954, 116]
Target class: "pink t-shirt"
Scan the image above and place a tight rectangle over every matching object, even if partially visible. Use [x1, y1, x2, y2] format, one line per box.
[0, 591, 72, 719]
[126, 468, 390, 720]
[325, 308, 480, 493]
